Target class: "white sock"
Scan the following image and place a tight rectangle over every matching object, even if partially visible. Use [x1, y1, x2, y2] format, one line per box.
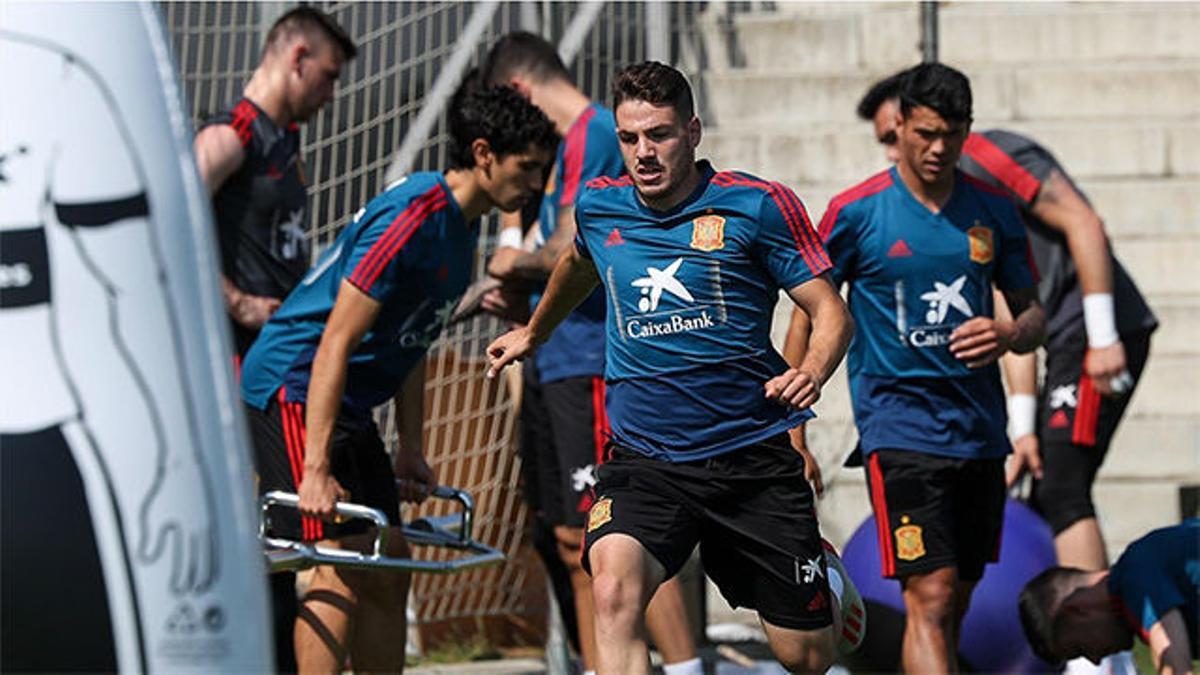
[1103, 651, 1137, 675]
[661, 656, 703, 675]
[583, 670, 596, 675]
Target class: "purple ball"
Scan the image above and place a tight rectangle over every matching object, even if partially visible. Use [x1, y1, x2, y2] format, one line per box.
[841, 498, 1058, 673]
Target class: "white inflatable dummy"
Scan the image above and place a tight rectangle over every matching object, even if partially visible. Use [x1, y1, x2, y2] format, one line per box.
[0, 2, 272, 671]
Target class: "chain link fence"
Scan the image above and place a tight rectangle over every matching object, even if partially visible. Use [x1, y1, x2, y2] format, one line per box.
[161, 0, 707, 648]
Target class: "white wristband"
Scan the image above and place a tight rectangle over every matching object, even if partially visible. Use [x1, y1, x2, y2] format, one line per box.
[1082, 292, 1119, 348]
[496, 227, 523, 250]
[1008, 393, 1037, 439]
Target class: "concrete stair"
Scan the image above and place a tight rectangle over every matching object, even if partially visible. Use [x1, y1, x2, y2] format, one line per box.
[700, 1, 1200, 564]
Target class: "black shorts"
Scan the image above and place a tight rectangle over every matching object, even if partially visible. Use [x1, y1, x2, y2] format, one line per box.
[1032, 329, 1152, 533]
[865, 450, 1005, 582]
[246, 391, 399, 542]
[581, 435, 833, 631]
[518, 360, 609, 528]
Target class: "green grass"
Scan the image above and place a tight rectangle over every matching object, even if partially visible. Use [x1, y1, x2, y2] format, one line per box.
[408, 634, 502, 666]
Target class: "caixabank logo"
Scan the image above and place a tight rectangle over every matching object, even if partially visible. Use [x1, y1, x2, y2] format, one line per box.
[899, 274, 975, 348]
[623, 257, 718, 339]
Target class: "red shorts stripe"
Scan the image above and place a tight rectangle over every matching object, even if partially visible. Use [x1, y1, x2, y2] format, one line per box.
[867, 453, 896, 577]
[591, 377, 608, 466]
[1073, 372, 1100, 446]
[277, 389, 322, 540]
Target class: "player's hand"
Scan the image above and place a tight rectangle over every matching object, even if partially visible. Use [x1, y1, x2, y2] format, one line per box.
[486, 326, 536, 378]
[481, 284, 531, 324]
[487, 247, 522, 280]
[1005, 434, 1043, 487]
[949, 317, 1017, 368]
[765, 368, 821, 410]
[230, 292, 282, 329]
[789, 424, 824, 498]
[1085, 342, 1130, 397]
[395, 451, 436, 504]
[297, 467, 348, 521]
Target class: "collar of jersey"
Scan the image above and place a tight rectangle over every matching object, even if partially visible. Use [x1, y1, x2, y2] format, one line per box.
[887, 165, 970, 223]
[633, 160, 716, 219]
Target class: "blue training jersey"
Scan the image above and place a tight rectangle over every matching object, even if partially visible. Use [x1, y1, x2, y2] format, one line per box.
[574, 161, 830, 462]
[1108, 519, 1200, 655]
[241, 173, 474, 423]
[820, 166, 1035, 459]
[532, 103, 623, 383]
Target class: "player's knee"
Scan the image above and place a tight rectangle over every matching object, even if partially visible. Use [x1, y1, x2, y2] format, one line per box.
[1033, 478, 1094, 534]
[590, 571, 640, 624]
[773, 631, 835, 674]
[903, 574, 956, 624]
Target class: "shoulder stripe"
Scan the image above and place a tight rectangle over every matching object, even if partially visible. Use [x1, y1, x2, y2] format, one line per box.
[817, 170, 892, 241]
[585, 175, 633, 190]
[960, 171, 1016, 200]
[559, 106, 597, 206]
[230, 99, 258, 148]
[348, 184, 447, 292]
[963, 133, 1041, 203]
[711, 173, 830, 274]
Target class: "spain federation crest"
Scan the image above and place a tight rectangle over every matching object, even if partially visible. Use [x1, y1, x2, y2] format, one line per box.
[587, 497, 613, 532]
[894, 515, 926, 561]
[967, 224, 994, 264]
[690, 214, 726, 252]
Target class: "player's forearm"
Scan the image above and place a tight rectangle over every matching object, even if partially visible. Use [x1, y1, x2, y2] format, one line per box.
[783, 307, 813, 368]
[303, 337, 352, 472]
[1001, 351, 1037, 396]
[1008, 304, 1046, 355]
[392, 360, 426, 461]
[526, 247, 599, 345]
[505, 246, 560, 282]
[800, 291, 854, 384]
[1150, 610, 1194, 675]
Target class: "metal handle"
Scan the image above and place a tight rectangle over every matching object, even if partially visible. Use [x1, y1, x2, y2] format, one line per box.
[259, 486, 503, 575]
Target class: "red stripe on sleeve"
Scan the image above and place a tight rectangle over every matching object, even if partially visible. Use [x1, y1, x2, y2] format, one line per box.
[348, 186, 446, 292]
[963, 133, 1041, 204]
[559, 107, 597, 206]
[230, 99, 258, 148]
[774, 181, 833, 271]
[817, 170, 893, 241]
[710, 172, 826, 273]
[867, 453, 896, 577]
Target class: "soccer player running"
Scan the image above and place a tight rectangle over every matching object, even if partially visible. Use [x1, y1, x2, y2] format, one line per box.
[239, 82, 556, 673]
[479, 33, 699, 675]
[487, 61, 856, 675]
[192, 8, 354, 670]
[1019, 519, 1199, 674]
[794, 63, 1046, 673]
[856, 67, 1158, 675]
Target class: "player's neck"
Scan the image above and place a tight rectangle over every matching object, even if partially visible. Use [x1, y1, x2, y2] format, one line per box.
[244, 67, 293, 129]
[896, 160, 955, 213]
[443, 168, 489, 222]
[638, 163, 703, 212]
[530, 81, 591, 137]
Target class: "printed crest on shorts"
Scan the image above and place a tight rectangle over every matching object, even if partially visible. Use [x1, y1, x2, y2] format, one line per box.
[587, 497, 613, 532]
[894, 515, 926, 561]
[690, 214, 726, 252]
[967, 224, 994, 264]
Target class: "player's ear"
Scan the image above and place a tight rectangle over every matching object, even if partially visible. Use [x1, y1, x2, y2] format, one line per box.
[507, 76, 533, 100]
[687, 115, 702, 148]
[470, 138, 494, 173]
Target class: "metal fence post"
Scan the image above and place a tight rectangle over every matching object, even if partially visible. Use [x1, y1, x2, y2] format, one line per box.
[645, 1, 670, 64]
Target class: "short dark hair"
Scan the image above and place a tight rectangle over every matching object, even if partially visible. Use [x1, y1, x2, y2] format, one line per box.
[898, 62, 972, 123]
[446, 71, 557, 169]
[481, 31, 569, 86]
[266, 6, 357, 61]
[611, 61, 695, 122]
[857, 67, 914, 120]
[1018, 566, 1092, 665]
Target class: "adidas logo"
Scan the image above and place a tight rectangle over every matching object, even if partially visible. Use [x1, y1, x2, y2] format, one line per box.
[887, 239, 913, 258]
[605, 228, 625, 247]
[1049, 410, 1070, 429]
[807, 591, 828, 612]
